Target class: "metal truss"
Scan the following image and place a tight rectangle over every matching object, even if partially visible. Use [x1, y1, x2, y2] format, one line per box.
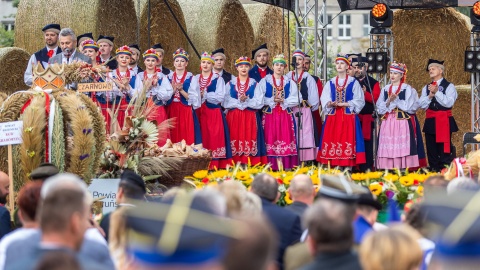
[470, 30, 480, 132]
[369, 29, 394, 89]
[294, 0, 327, 82]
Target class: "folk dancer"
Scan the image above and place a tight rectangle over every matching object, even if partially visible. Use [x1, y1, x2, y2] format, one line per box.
[376, 62, 420, 170]
[97, 35, 117, 70]
[351, 56, 381, 171]
[98, 45, 136, 133]
[128, 44, 144, 76]
[304, 54, 324, 141]
[257, 54, 300, 170]
[286, 49, 320, 162]
[248, 43, 273, 83]
[132, 49, 173, 146]
[224, 56, 266, 165]
[77, 32, 94, 51]
[166, 48, 201, 145]
[212, 48, 232, 84]
[316, 54, 366, 168]
[152, 43, 172, 76]
[24, 23, 62, 87]
[418, 59, 458, 172]
[193, 52, 232, 169]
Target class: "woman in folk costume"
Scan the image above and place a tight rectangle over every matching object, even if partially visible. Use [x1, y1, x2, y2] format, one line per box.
[193, 52, 232, 169]
[81, 39, 101, 66]
[257, 54, 299, 170]
[376, 62, 420, 169]
[98, 45, 136, 133]
[166, 48, 201, 145]
[316, 54, 366, 167]
[224, 56, 266, 166]
[286, 49, 320, 162]
[132, 49, 173, 146]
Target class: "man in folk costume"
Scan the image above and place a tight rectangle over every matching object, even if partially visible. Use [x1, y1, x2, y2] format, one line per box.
[249, 43, 273, 83]
[128, 44, 143, 76]
[257, 54, 300, 170]
[351, 56, 381, 171]
[212, 48, 232, 84]
[24, 23, 62, 87]
[316, 54, 366, 168]
[286, 49, 320, 163]
[224, 56, 267, 165]
[152, 43, 172, 76]
[77, 32, 94, 51]
[97, 35, 118, 70]
[418, 59, 459, 172]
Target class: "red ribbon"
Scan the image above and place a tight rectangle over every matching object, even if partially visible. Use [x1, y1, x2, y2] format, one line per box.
[47, 50, 54, 58]
[426, 109, 452, 153]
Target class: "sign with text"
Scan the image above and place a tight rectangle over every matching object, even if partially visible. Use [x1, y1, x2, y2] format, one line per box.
[0, 121, 23, 146]
[78, 82, 113, 92]
[88, 178, 120, 214]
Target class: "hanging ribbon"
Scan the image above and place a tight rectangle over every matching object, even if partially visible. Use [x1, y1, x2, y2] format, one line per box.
[48, 98, 56, 163]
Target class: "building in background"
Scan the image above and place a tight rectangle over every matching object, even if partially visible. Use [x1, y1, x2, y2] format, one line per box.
[0, 0, 16, 31]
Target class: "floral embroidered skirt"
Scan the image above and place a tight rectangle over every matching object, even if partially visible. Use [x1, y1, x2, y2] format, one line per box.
[263, 104, 298, 170]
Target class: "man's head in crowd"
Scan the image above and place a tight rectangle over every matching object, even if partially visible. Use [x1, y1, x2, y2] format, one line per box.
[288, 174, 315, 205]
[251, 173, 279, 203]
[116, 170, 146, 204]
[0, 171, 10, 205]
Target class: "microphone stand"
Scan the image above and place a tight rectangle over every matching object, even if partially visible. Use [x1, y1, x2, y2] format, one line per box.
[292, 62, 303, 166]
[361, 65, 380, 170]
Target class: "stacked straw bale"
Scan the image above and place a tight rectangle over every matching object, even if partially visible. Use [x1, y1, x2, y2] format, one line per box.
[0, 48, 30, 95]
[178, 0, 254, 73]
[15, 0, 137, 54]
[139, 0, 188, 70]
[243, 4, 289, 64]
[392, 8, 470, 91]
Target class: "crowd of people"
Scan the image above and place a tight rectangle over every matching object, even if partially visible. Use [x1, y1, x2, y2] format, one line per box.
[22, 23, 460, 173]
[0, 162, 479, 270]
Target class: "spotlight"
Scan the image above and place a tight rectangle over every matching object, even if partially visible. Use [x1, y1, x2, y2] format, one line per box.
[370, 3, 393, 28]
[464, 46, 480, 73]
[471, 1, 480, 26]
[366, 50, 388, 74]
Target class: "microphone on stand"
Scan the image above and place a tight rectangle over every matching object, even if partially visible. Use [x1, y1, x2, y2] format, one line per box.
[64, 48, 71, 63]
[291, 56, 297, 70]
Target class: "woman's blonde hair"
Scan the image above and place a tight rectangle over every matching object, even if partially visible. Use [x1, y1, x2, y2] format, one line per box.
[359, 224, 423, 270]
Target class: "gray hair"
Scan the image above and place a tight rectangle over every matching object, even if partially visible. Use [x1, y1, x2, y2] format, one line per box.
[41, 173, 92, 206]
[194, 187, 227, 216]
[59, 28, 76, 41]
[447, 176, 480, 194]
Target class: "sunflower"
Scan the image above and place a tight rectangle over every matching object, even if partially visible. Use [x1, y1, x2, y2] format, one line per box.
[416, 186, 424, 197]
[283, 175, 294, 185]
[296, 167, 309, 174]
[384, 174, 399, 182]
[369, 183, 383, 196]
[366, 171, 383, 179]
[351, 173, 367, 181]
[284, 192, 293, 205]
[209, 170, 229, 180]
[399, 176, 414, 187]
[193, 170, 209, 179]
[235, 171, 253, 182]
[310, 175, 320, 185]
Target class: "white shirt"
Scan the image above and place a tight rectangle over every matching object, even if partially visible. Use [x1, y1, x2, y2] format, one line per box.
[321, 76, 365, 114]
[191, 73, 225, 105]
[376, 83, 419, 115]
[418, 77, 457, 109]
[131, 71, 173, 102]
[0, 228, 37, 270]
[223, 75, 263, 111]
[286, 71, 320, 111]
[167, 72, 200, 108]
[24, 46, 59, 86]
[256, 74, 300, 111]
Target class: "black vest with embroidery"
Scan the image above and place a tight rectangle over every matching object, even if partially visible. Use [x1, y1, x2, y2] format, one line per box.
[426, 78, 451, 111]
[221, 70, 232, 84]
[359, 75, 378, 115]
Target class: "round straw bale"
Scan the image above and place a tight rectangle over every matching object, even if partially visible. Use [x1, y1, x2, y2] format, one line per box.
[178, 0, 254, 73]
[243, 3, 289, 63]
[15, 0, 137, 54]
[392, 8, 470, 91]
[0, 47, 30, 95]
[139, 0, 188, 70]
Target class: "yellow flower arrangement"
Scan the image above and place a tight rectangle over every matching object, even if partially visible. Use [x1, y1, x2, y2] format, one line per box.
[399, 175, 414, 187]
[284, 192, 293, 205]
[384, 174, 399, 182]
[366, 171, 383, 179]
[369, 183, 383, 196]
[310, 175, 320, 185]
[209, 170, 229, 179]
[283, 175, 294, 185]
[235, 171, 253, 182]
[193, 170, 208, 179]
[351, 173, 367, 181]
[416, 186, 424, 196]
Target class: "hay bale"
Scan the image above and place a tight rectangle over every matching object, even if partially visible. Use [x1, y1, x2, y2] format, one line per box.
[178, 0, 254, 73]
[15, 0, 137, 54]
[139, 0, 188, 69]
[0, 48, 30, 95]
[392, 8, 470, 91]
[243, 4, 289, 63]
[416, 85, 471, 158]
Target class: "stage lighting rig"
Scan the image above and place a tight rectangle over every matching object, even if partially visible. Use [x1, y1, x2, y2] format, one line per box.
[370, 3, 393, 28]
